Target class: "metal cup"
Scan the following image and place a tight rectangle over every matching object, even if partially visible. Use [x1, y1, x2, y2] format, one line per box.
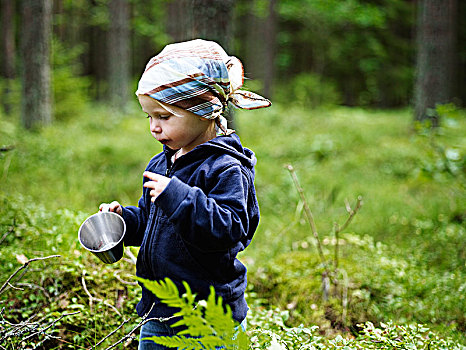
[78, 210, 126, 264]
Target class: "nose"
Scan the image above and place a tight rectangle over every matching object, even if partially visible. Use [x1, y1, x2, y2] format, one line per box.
[150, 118, 162, 134]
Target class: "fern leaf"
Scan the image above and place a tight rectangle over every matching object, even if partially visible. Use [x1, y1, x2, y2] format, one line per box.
[138, 277, 251, 349]
[174, 317, 211, 336]
[144, 335, 203, 349]
[135, 277, 184, 308]
[204, 286, 235, 337]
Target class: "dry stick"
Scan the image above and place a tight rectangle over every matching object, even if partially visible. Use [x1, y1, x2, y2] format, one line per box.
[124, 248, 137, 265]
[90, 318, 131, 349]
[103, 316, 163, 350]
[334, 196, 363, 270]
[103, 303, 157, 350]
[81, 271, 121, 316]
[285, 165, 327, 266]
[0, 255, 61, 294]
[340, 269, 349, 325]
[21, 311, 80, 342]
[0, 225, 14, 245]
[114, 270, 138, 286]
[286, 164, 332, 301]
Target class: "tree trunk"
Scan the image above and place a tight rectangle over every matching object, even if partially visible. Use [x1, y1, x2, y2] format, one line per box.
[414, 0, 457, 126]
[20, 0, 52, 129]
[1, 0, 16, 114]
[167, 0, 191, 42]
[263, 0, 277, 99]
[190, 0, 235, 51]
[190, 0, 235, 128]
[108, 0, 131, 111]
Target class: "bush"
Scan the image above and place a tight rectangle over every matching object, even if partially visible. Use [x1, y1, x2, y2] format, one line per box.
[275, 73, 342, 108]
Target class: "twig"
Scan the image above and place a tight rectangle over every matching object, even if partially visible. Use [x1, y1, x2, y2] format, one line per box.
[21, 311, 80, 342]
[15, 282, 50, 299]
[114, 270, 138, 286]
[81, 271, 121, 316]
[103, 316, 161, 350]
[0, 225, 15, 245]
[334, 196, 363, 270]
[91, 318, 131, 349]
[340, 269, 348, 325]
[285, 164, 327, 266]
[124, 247, 137, 265]
[0, 255, 61, 294]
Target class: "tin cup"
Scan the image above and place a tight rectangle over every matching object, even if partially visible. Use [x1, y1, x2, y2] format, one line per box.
[78, 208, 126, 264]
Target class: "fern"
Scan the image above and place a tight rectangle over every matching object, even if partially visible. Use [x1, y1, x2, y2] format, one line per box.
[135, 277, 250, 349]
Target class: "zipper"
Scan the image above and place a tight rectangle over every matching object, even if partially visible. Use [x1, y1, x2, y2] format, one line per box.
[144, 149, 175, 276]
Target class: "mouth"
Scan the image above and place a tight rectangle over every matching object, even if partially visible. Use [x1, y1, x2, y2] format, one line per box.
[158, 139, 169, 145]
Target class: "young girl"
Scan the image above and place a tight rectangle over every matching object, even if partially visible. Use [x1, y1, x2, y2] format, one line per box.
[99, 39, 271, 349]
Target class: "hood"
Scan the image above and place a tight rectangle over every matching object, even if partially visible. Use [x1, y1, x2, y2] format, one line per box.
[164, 133, 256, 170]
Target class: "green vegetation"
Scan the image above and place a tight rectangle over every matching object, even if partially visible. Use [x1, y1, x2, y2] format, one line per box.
[0, 104, 464, 348]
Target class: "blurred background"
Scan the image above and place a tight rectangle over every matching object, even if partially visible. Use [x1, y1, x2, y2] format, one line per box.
[1, 0, 464, 127]
[1, 1, 465, 348]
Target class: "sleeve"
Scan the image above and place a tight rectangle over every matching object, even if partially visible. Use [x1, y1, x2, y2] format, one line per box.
[121, 184, 150, 247]
[154, 164, 252, 252]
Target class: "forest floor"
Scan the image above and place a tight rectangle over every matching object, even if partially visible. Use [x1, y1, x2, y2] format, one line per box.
[1, 103, 464, 348]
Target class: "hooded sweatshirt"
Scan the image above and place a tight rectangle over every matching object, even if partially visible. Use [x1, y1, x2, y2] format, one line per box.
[121, 133, 259, 323]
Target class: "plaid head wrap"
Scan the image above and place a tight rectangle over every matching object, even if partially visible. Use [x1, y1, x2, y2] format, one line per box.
[135, 39, 271, 131]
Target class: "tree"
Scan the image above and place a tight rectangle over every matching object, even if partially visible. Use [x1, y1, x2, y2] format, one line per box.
[414, 0, 457, 126]
[190, 0, 235, 51]
[1, 0, 16, 114]
[189, 0, 236, 128]
[237, 0, 277, 98]
[108, 0, 131, 111]
[20, 0, 53, 129]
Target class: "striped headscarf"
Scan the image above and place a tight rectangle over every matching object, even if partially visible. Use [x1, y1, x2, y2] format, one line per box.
[135, 39, 271, 131]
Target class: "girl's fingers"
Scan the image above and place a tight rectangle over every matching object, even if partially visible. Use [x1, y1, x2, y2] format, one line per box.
[143, 171, 159, 181]
[143, 181, 156, 189]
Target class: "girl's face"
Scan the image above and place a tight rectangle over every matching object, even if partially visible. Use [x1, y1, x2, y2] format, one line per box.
[138, 95, 215, 154]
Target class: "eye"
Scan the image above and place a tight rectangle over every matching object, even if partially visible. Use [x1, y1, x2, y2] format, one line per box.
[158, 115, 171, 120]
[145, 114, 151, 119]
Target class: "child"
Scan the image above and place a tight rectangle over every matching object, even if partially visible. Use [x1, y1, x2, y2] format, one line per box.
[99, 39, 271, 349]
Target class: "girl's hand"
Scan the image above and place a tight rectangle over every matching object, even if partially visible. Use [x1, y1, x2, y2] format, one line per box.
[99, 201, 122, 215]
[143, 171, 171, 202]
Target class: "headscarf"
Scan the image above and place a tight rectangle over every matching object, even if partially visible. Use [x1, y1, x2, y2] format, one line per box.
[135, 39, 271, 133]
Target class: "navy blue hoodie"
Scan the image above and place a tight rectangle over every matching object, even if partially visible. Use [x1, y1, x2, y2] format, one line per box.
[121, 133, 259, 323]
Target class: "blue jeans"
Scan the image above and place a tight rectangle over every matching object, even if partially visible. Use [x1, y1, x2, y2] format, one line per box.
[138, 319, 247, 350]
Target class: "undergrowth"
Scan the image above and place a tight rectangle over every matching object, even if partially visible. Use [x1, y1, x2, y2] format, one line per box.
[1, 103, 465, 348]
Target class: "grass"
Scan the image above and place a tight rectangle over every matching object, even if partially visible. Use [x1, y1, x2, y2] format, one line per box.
[0, 102, 465, 348]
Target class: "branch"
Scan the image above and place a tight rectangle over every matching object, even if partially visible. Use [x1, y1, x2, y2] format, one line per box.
[0, 224, 15, 245]
[21, 311, 80, 342]
[285, 164, 327, 266]
[81, 271, 121, 316]
[90, 318, 131, 349]
[0, 255, 61, 295]
[124, 247, 137, 265]
[334, 196, 363, 270]
[114, 270, 138, 286]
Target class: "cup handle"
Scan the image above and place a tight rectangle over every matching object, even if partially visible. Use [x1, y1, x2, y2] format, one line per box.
[100, 204, 111, 213]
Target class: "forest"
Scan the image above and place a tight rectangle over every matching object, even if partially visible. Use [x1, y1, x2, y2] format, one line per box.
[0, 0, 465, 349]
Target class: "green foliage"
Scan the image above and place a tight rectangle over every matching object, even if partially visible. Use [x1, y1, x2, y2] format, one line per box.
[136, 277, 249, 349]
[248, 308, 465, 349]
[349, 321, 464, 349]
[0, 195, 142, 348]
[412, 104, 465, 182]
[273, 0, 414, 106]
[1, 104, 465, 348]
[275, 73, 341, 108]
[52, 38, 91, 121]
